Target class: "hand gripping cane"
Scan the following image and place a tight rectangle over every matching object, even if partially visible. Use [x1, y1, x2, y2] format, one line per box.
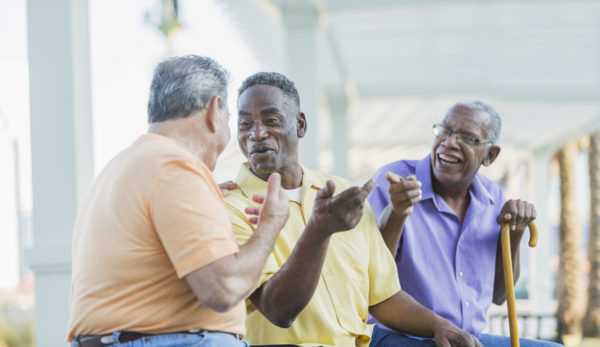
[501, 222, 538, 347]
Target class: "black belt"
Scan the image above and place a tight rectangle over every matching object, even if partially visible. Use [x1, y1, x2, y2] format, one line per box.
[73, 330, 242, 347]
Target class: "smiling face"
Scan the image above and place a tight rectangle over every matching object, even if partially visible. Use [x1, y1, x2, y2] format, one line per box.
[431, 106, 500, 192]
[237, 84, 306, 182]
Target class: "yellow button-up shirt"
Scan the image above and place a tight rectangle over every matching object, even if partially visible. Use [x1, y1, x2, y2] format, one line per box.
[225, 163, 401, 347]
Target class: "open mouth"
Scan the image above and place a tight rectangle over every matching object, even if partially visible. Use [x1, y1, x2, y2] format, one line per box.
[250, 145, 274, 156]
[438, 153, 460, 164]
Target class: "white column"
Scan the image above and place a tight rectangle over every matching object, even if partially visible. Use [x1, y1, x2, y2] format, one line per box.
[26, 0, 93, 345]
[327, 88, 349, 177]
[529, 148, 554, 313]
[281, 1, 319, 170]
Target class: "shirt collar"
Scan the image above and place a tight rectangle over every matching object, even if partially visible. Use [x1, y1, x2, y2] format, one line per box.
[235, 162, 324, 199]
[417, 154, 495, 207]
[471, 174, 496, 205]
[415, 155, 434, 202]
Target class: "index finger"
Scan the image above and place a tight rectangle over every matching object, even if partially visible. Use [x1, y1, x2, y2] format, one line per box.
[361, 179, 375, 195]
[385, 171, 402, 184]
[218, 180, 238, 190]
[331, 185, 370, 208]
[389, 178, 421, 192]
[252, 194, 265, 204]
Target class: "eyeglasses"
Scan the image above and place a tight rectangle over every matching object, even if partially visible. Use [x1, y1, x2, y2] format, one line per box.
[432, 124, 493, 146]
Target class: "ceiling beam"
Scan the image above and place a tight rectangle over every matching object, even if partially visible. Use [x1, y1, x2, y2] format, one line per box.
[357, 84, 600, 103]
[315, 0, 596, 13]
[528, 117, 600, 153]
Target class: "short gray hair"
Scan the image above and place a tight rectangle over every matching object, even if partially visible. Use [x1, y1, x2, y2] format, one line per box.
[148, 55, 229, 123]
[238, 72, 300, 108]
[450, 98, 501, 144]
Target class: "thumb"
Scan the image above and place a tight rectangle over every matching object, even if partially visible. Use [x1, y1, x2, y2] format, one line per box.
[497, 212, 512, 225]
[406, 174, 417, 181]
[266, 172, 282, 199]
[316, 180, 336, 200]
[385, 171, 403, 184]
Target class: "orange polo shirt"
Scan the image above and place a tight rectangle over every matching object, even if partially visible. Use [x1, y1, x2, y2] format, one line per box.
[67, 134, 244, 341]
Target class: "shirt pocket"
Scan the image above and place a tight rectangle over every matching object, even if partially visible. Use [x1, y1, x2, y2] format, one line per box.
[322, 233, 370, 335]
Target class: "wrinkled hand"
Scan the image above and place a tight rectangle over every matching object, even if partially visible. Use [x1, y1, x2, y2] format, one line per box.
[434, 320, 482, 347]
[309, 179, 376, 236]
[218, 180, 238, 197]
[386, 172, 422, 218]
[244, 173, 290, 231]
[496, 199, 537, 232]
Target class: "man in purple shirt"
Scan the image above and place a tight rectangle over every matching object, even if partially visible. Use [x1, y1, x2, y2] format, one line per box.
[368, 99, 562, 347]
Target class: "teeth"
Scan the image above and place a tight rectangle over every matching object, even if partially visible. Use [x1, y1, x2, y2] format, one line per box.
[439, 154, 459, 163]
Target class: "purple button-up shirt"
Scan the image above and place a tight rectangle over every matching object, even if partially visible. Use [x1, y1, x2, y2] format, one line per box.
[368, 155, 506, 336]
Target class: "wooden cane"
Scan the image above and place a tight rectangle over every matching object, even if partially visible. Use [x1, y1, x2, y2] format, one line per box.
[501, 222, 538, 347]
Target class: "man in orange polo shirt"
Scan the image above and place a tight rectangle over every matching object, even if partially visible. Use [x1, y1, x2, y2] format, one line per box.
[67, 55, 289, 347]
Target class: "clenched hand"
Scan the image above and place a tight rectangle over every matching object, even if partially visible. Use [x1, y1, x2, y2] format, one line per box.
[496, 199, 537, 232]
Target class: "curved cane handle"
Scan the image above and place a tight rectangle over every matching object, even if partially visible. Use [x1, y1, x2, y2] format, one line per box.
[526, 222, 538, 247]
[502, 222, 538, 247]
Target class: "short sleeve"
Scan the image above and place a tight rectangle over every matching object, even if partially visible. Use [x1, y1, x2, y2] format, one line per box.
[225, 194, 280, 312]
[150, 162, 239, 279]
[365, 204, 401, 306]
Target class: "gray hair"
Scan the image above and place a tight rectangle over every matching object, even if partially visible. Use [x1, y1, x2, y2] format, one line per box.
[450, 98, 501, 144]
[238, 72, 300, 108]
[147, 55, 229, 123]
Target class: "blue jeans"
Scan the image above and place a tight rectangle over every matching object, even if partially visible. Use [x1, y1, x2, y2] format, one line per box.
[478, 334, 563, 347]
[71, 331, 249, 347]
[370, 326, 564, 347]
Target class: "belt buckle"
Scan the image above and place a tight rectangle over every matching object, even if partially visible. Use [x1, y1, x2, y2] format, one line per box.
[100, 335, 114, 344]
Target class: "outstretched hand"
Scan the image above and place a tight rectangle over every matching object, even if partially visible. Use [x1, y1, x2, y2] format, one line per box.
[309, 179, 376, 236]
[386, 171, 422, 218]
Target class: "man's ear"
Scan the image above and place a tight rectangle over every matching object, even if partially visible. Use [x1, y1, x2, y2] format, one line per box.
[483, 145, 501, 166]
[297, 112, 307, 138]
[205, 96, 220, 133]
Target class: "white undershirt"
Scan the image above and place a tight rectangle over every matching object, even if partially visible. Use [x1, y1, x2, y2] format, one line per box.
[284, 187, 302, 203]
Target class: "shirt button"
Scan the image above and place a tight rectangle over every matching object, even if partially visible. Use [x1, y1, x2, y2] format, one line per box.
[465, 301, 470, 307]
[459, 271, 463, 277]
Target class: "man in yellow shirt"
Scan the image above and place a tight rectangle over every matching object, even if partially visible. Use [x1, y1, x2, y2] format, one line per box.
[68, 56, 289, 346]
[225, 72, 483, 347]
